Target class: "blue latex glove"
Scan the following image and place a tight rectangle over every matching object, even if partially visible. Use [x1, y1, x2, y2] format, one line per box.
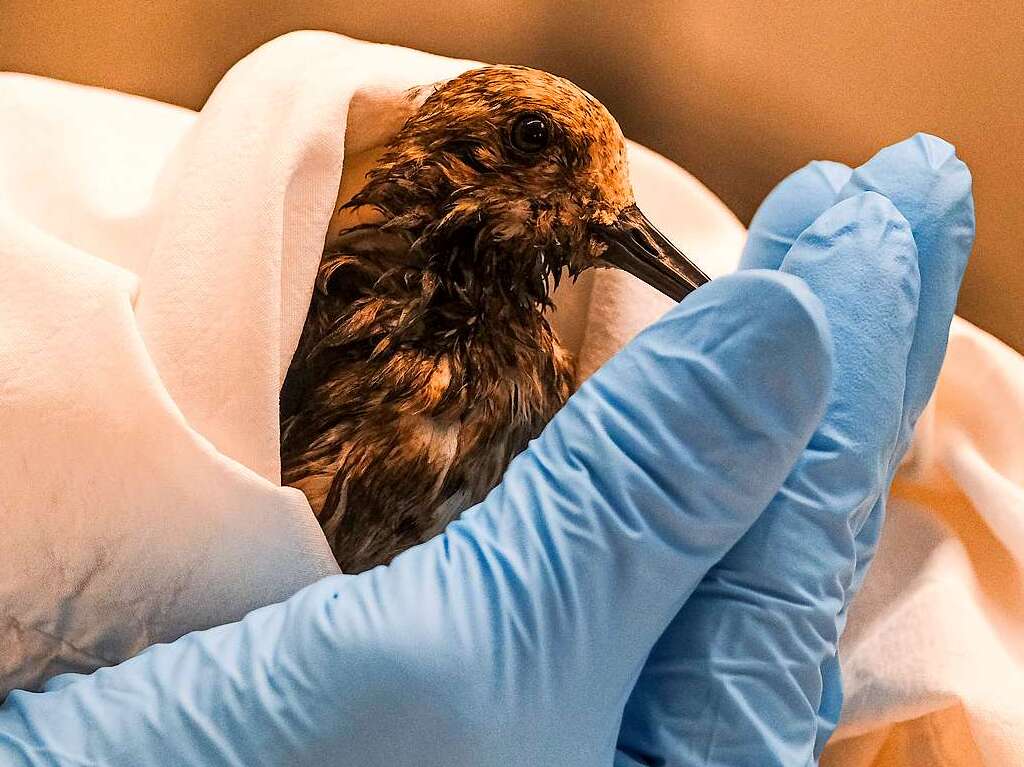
[0, 272, 834, 764]
[0, 134, 973, 767]
[615, 134, 974, 766]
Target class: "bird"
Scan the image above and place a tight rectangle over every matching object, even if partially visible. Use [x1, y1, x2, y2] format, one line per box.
[280, 65, 709, 573]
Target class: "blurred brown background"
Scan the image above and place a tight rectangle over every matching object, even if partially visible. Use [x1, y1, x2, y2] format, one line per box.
[2, 1, 1020, 349]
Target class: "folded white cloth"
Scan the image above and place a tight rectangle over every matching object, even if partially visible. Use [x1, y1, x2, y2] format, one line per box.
[1, 30, 1021, 765]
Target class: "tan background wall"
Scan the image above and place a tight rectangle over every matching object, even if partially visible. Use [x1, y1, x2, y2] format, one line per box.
[2, 0, 1020, 349]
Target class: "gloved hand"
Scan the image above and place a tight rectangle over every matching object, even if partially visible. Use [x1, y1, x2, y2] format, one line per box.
[0, 270, 832, 765]
[0, 134, 972, 767]
[615, 133, 974, 766]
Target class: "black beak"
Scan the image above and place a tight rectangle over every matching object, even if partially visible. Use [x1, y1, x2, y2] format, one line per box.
[593, 204, 710, 302]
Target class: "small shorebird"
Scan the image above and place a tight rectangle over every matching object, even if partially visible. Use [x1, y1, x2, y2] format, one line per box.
[281, 65, 708, 573]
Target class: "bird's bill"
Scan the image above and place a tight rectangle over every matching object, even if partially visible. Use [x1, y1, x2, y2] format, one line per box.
[594, 205, 710, 302]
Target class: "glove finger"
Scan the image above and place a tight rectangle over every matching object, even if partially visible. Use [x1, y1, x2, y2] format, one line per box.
[814, 135, 974, 756]
[837, 133, 974, 438]
[617, 192, 919, 767]
[778, 192, 919, 526]
[740, 160, 851, 271]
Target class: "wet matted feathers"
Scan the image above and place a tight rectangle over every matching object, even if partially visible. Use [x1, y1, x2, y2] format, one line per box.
[280, 65, 708, 573]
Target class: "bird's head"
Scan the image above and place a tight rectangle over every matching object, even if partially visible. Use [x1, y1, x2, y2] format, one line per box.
[346, 65, 709, 308]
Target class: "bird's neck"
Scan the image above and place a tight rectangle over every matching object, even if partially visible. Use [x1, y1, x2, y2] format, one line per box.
[342, 168, 566, 306]
[303, 224, 558, 362]
[406, 257, 558, 353]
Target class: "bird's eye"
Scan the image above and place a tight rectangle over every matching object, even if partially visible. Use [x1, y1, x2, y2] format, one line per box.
[509, 112, 551, 154]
